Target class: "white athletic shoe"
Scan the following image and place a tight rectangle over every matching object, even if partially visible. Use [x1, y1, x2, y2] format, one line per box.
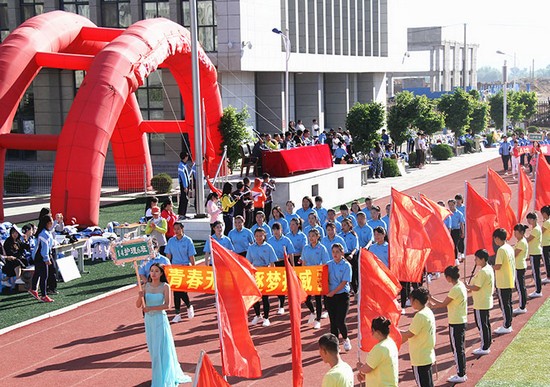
[307, 313, 316, 324]
[455, 259, 461, 266]
[171, 314, 182, 323]
[187, 306, 195, 319]
[313, 321, 321, 330]
[513, 307, 527, 315]
[401, 308, 407, 315]
[15, 278, 25, 285]
[426, 274, 432, 284]
[494, 326, 513, 335]
[447, 375, 468, 384]
[262, 318, 271, 327]
[277, 307, 285, 315]
[343, 338, 352, 352]
[321, 311, 329, 319]
[529, 291, 542, 298]
[542, 278, 550, 284]
[472, 348, 491, 356]
[251, 316, 263, 325]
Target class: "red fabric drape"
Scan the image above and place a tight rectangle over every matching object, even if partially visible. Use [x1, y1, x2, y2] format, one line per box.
[518, 167, 533, 221]
[465, 182, 498, 256]
[535, 156, 550, 210]
[195, 352, 230, 387]
[486, 168, 516, 237]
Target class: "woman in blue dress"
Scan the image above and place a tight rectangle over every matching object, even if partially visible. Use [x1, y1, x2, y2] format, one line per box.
[137, 263, 191, 386]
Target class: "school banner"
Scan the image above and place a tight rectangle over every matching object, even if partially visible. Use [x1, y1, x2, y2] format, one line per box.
[518, 145, 550, 155]
[165, 265, 328, 296]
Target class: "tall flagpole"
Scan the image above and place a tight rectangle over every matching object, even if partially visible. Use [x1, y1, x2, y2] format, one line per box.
[533, 156, 539, 210]
[463, 181, 468, 282]
[192, 351, 205, 387]
[210, 237, 227, 380]
[357, 247, 362, 364]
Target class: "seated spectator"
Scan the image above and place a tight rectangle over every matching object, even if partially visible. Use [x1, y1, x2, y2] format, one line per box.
[53, 213, 65, 233]
[302, 129, 313, 146]
[144, 196, 159, 221]
[145, 207, 168, 249]
[282, 132, 295, 149]
[293, 130, 304, 147]
[333, 142, 348, 164]
[2, 225, 27, 286]
[265, 134, 279, 150]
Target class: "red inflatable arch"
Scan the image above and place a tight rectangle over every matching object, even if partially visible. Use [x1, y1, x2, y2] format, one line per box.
[0, 12, 223, 225]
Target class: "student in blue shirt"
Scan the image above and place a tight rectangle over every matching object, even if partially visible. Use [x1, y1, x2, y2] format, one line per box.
[447, 199, 465, 261]
[326, 243, 353, 351]
[454, 194, 466, 258]
[228, 215, 254, 257]
[250, 211, 272, 238]
[139, 238, 171, 284]
[368, 205, 387, 231]
[302, 229, 330, 329]
[364, 197, 374, 221]
[314, 196, 329, 225]
[381, 203, 391, 236]
[321, 223, 347, 255]
[269, 206, 290, 234]
[296, 196, 317, 221]
[303, 212, 326, 238]
[203, 221, 235, 265]
[164, 222, 196, 322]
[350, 201, 362, 220]
[287, 217, 308, 266]
[268, 222, 295, 315]
[339, 218, 360, 294]
[324, 209, 342, 234]
[368, 226, 389, 267]
[284, 200, 299, 224]
[29, 215, 56, 303]
[337, 204, 358, 228]
[355, 212, 374, 248]
[247, 228, 278, 327]
[499, 137, 512, 174]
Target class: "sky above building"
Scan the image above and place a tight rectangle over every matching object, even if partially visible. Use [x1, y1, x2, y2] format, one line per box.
[393, 0, 550, 71]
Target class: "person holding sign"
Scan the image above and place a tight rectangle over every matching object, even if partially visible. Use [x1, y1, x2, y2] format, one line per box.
[136, 263, 192, 386]
[138, 238, 171, 284]
[165, 222, 196, 323]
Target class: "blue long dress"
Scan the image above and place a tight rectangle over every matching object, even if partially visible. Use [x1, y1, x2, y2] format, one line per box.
[144, 283, 191, 386]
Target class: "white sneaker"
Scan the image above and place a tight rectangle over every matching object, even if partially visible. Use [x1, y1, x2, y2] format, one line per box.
[434, 272, 441, 279]
[15, 278, 25, 285]
[427, 274, 432, 284]
[455, 259, 461, 266]
[187, 306, 195, 319]
[307, 313, 316, 324]
[171, 314, 182, 323]
[513, 307, 527, 315]
[277, 307, 285, 315]
[343, 338, 352, 352]
[542, 278, 550, 284]
[494, 326, 513, 334]
[313, 320, 321, 330]
[529, 291, 542, 298]
[472, 348, 491, 356]
[262, 318, 271, 327]
[251, 316, 263, 325]
[321, 311, 329, 319]
[405, 299, 411, 307]
[447, 375, 468, 384]
[401, 308, 407, 315]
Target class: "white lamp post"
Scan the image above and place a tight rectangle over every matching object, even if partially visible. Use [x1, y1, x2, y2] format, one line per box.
[273, 28, 291, 132]
[497, 50, 509, 133]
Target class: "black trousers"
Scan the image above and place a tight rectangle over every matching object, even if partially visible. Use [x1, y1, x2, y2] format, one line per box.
[474, 309, 491, 350]
[253, 295, 270, 319]
[543, 246, 550, 278]
[305, 295, 322, 321]
[450, 229, 462, 259]
[274, 260, 286, 308]
[31, 259, 50, 297]
[449, 323, 466, 377]
[178, 184, 188, 216]
[531, 255, 543, 293]
[264, 202, 273, 222]
[326, 292, 350, 340]
[412, 364, 434, 387]
[223, 213, 233, 235]
[400, 282, 420, 308]
[515, 269, 527, 309]
[174, 291, 190, 312]
[501, 154, 511, 171]
[497, 288, 513, 329]
[347, 253, 359, 293]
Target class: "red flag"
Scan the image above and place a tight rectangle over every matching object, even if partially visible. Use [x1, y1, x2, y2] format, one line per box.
[195, 351, 231, 387]
[206, 176, 222, 196]
[535, 155, 550, 210]
[486, 168, 516, 237]
[419, 195, 456, 273]
[389, 188, 433, 282]
[359, 249, 402, 352]
[211, 238, 262, 378]
[518, 167, 533, 221]
[284, 253, 307, 387]
[465, 182, 498, 256]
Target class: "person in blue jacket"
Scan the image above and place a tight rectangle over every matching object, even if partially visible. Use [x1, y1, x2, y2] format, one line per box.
[29, 215, 56, 303]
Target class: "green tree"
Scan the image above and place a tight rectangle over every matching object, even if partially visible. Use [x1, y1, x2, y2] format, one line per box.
[387, 91, 416, 147]
[345, 101, 385, 153]
[470, 100, 490, 134]
[219, 106, 251, 171]
[414, 96, 444, 135]
[488, 92, 506, 130]
[512, 90, 537, 123]
[438, 88, 474, 137]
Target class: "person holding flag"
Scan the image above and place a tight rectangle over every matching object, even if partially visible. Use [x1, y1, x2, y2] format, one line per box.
[513, 224, 529, 314]
[318, 333, 354, 386]
[429, 266, 468, 384]
[356, 317, 399, 387]
[527, 212, 544, 298]
[493, 228, 516, 334]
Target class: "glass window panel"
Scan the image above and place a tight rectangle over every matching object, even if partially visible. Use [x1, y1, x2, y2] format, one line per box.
[74, 70, 85, 90]
[150, 134, 165, 155]
[197, 1, 213, 25]
[78, 5, 90, 18]
[157, 2, 170, 18]
[0, 0, 7, 4]
[136, 89, 148, 109]
[199, 27, 214, 52]
[63, 3, 76, 13]
[0, 6, 8, 31]
[147, 71, 162, 86]
[149, 91, 163, 109]
[149, 110, 164, 120]
[143, 3, 157, 19]
[141, 109, 150, 120]
[118, 3, 131, 27]
[102, 3, 118, 27]
[182, 2, 190, 26]
[1, 31, 9, 42]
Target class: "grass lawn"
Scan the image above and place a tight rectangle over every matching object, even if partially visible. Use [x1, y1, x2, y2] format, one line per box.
[98, 201, 147, 229]
[477, 297, 550, 386]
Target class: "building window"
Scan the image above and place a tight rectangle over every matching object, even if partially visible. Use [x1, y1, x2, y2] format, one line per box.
[20, 0, 44, 22]
[137, 71, 165, 155]
[101, 0, 131, 28]
[61, 0, 90, 19]
[181, 0, 216, 52]
[74, 70, 85, 95]
[0, 0, 9, 42]
[143, 0, 170, 19]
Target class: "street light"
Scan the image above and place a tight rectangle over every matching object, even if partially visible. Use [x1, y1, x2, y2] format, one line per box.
[273, 28, 291, 132]
[496, 51, 508, 133]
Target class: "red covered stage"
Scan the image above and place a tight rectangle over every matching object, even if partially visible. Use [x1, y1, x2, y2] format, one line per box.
[262, 144, 333, 177]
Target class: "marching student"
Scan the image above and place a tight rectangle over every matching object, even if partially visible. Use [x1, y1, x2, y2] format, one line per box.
[526, 212, 543, 298]
[267, 222, 295, 315]
[29, 215, 56, 303]
[323, 209, 342, 234]
[318, 333, 354, 387]
[355, 212, 374, 248]
[321, 222, 346, 255]
[296, 196, 317, 221]
[284, 200, 299, 223]
[493, 228, 515, 334]
[247, 228, 278, 327]
[250, 211, 272, 238]
[228, 215, 254, 257]
[465, 249, 494, 356]
[513, 224, 529, 314]
[429, 266, 468, 384]
[269, 206, 290, 234]
[369, 226, 389, 267]
[356, 317, 399, 387]
[203, 221, 235, 266]
[339, 218, 359, 294]
[368, 205, 387, 231]
[541, 205, 550, 285]
[303, 212, 325, 238]
[287, 217, 307, 266]
[314, 196, 329, 225]
[401, 287, 436, 387]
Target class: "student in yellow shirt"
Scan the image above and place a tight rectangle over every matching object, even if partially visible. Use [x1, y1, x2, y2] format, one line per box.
[527, 212, 543, 298]
[541, 206, 550, 285]
[493, 228, 515, 334]
[318, 333, 354, 387]
[465, 249, 494, 356]
[429, 266, 468, 384]
[513, 224, 529, 314]
[401, 287, 436, 387]
[356, 317, 398, 386]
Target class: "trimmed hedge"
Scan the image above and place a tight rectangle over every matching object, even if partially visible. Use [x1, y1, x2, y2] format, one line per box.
[432, 144, 454, 160]
[4, 171, 31, 193]
[150, 173, 173, 194]
[408, 152, 417, 167]
[383, 158, 401, 177]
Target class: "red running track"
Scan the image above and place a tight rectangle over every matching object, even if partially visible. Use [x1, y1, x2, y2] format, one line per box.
[0, 158, 548, 386]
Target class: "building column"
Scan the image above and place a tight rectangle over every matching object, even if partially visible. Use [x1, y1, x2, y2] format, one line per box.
[357, 72, 386, 103]
[294, 73, 324, 132]
[443, 43, 451, 91]
[325, 73, 347, 129]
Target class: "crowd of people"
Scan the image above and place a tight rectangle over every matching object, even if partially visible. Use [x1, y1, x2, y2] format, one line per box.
[498, 131, 550, 179]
